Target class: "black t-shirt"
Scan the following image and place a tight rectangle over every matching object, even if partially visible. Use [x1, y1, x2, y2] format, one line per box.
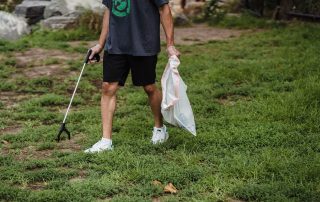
[102, 0, 169, 56]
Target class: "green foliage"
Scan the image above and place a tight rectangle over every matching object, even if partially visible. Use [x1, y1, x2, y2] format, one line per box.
[0, 82, 16, 91]
[246, 0, 320, 15]
[0, 26, 99, 53]
[214, 13, 287, 29]
[78, 10, 104, 34]
[294, 0, 320, 15]
[203, 0, 226, 24]
[0, 0, 23, 12]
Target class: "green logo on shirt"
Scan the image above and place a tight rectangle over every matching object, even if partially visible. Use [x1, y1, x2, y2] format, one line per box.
[112, 0, 130, 17]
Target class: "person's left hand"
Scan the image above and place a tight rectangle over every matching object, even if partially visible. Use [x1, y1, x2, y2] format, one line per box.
[89, 44, 103, 63]
[167, 45, 180, 58]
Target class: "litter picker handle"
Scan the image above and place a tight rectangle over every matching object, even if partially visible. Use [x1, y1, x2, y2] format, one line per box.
[57, 49, 100, 142]
[84, 49, 100, 64]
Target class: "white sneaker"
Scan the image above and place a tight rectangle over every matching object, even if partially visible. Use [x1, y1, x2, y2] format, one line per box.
[84, 138, 113, 153]
[151, 125, 169, 144]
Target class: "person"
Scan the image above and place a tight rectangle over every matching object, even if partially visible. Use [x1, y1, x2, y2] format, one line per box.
[84, 0, 180, 153]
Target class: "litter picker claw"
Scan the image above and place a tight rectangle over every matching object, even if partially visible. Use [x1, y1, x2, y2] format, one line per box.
[56, 49, 100, 142]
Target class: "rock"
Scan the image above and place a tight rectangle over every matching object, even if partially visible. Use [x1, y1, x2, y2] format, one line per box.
[41, 12, 79, 29]
[0, 11, 30, 40]
[65, 0, 105, 14]
[173, 12, 191, 26]
[14, 0, 51, 25]
[14, 0, 105, 26]
[169, 0, 183, 16]
[169, 0, 191, 26]
[184, 1, 206, 17]
[40, 0, 105, 30]
[43, 0, 69, 19]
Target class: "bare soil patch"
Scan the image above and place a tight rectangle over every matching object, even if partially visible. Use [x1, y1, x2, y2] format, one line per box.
[0, 54, 5, 61]
[0, 125, 22, 136]
[68, 170, 87, 183]
[217, 94, 251, 106]
[13, 48, 81, 79]
[0, 133, 85, 160]
[26, 181, 48, 190]
[23, 64, 63, 77]
[57, 133, 84, 152]
[0, 91, 39, 108]
[161, 24, 260, 45]
[14, 48, 80, 67]
[68, 41, 97, 48]
[226, 197, 246, 202]
[0, 145, 53, 161]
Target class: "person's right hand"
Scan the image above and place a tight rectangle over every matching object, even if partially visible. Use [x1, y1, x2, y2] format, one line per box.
[167, 45, 180, 58]
[89, 44, 103, 63]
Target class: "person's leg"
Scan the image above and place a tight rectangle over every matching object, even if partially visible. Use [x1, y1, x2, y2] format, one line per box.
[101, 82, 120, 139]
[143, 84, 163, 128]
[144, 84, 168, 144]
[84, 81, 119, 153]
[85, 53, 129, 153]
[130, 55, 168, 144]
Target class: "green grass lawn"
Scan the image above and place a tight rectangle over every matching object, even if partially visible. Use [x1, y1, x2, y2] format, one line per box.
[0, 22, 320, 201]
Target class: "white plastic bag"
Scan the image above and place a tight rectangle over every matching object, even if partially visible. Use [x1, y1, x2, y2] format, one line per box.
[161, 56, 196, 136]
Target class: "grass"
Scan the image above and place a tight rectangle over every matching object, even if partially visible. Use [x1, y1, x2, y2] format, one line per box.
[0, 23, 320, 201]
[206, 13, 287, 29]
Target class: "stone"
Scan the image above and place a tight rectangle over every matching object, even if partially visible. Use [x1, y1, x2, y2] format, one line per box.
[41, 12, 79, 29]
[14, 0, 51, 24]
[184, 1, 206, 17]
[0, 11, 30, 40]
[65, 0, 105, 14]
[43, 0, 69, 19]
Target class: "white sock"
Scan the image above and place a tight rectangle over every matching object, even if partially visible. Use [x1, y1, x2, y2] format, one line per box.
[101, 137, 112, 145]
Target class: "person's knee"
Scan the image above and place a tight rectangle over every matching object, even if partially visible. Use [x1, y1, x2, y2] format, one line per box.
[102, 82, 118, 96]
[143, 84, 157, 95]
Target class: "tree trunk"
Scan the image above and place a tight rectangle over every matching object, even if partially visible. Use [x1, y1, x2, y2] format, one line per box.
[279, 0, 293, 19]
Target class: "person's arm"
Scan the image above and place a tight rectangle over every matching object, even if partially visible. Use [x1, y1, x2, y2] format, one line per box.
[159, 4, 180, 57]
[89, 8, 110, 60]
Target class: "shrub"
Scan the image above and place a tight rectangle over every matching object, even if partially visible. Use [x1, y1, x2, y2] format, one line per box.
[203, 0, 226, 24]
[294, 0, 320, 15]
[0, 0, 23, 12]
[78, 10, 103, 34]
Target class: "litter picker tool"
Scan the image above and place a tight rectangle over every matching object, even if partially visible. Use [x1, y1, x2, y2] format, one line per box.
[56, 49, 100, 142]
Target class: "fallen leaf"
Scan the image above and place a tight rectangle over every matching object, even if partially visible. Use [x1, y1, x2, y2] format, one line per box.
[1, 140, 9, 145]
[164, 183, 177, 194]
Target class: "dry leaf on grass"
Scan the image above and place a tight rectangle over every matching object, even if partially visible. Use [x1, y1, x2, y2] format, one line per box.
[164, 183, 178, 194]
[1, 140, 10, 145]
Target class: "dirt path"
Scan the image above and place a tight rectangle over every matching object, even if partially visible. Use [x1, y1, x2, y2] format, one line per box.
[69, 24, 260, 48]
[161, 24, 257, 45]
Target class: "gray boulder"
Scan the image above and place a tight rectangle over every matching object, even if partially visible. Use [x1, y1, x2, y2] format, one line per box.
[14, 0, 51, 25]
[41, 12, 79, 29]
[43, 0, 69, 19]
[0, 11, 30, 40]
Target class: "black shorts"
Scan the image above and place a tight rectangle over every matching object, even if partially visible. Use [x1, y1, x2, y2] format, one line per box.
[103, 52, 158, 86]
